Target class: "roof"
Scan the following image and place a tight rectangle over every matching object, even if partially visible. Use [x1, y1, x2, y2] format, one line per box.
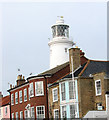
[48, 63, 86, 88]
[84, 111, 107, 118]
[0, 95, 10, 107]
[27, 62, 69, 80]
[80, 60, 109, 78]
[62, 63, 86, 79]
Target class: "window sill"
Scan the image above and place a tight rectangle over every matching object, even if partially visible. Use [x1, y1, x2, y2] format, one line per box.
[53, 99, 58, 102]
[24, 100, 27, 102]
[30, 95, 34, 98]
[19, 101, 22, 103]
[36, 94, 44, 97]
[96, 94, 101, 96]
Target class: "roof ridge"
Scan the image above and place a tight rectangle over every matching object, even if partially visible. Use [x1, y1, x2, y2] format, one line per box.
[89, 59, 109, 62]
[79, 60, 90, 76]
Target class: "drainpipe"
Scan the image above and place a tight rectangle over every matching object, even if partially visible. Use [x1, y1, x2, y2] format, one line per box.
[9, 92, 11, 120]
[43, 75, 49, 119]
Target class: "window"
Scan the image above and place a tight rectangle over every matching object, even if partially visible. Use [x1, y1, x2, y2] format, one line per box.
[16, 112, 18, 120]
[30, 83, 34, 97]
[97, 103, 102, 110]
[0, 108, 1, 116]
[28, 88, 30, 100]
[70, 104, 77, 118]
[31, 107, 35, 118]
[36, 106, 45, 118]
[24, 88, 27, 102]
[20, 111, 23, 119]
[52, 88, 58, 102]
[24, 110, 28, 118]
[61, 83, 66, 101]
[69, 81, 76, 99]
[61, 106, 66, 118]
[65, 48, 67, 53]
[12, 113, 14, 119]
[11, 94, 14, 105]
[95, 80, 101, 96]
[35, 81, 44, 96]
[5, 106, 8, 115]
[15, 92, 18, 104]
[19, 90, 22, 103]
[54, 109, 59, 118]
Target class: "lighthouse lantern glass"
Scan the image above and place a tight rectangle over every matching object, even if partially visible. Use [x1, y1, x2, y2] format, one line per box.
[52, 25, 69, 38]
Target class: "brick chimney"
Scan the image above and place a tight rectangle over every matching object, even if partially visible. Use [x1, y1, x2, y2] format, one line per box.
[69, 47, 81, 72]
[16, 75, 25, 86]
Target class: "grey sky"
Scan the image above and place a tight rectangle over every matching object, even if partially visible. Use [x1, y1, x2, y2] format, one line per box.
[0, 2, 107, 95]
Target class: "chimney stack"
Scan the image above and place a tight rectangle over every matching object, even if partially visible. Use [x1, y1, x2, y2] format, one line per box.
[10, 84, 12, 89]
[16, 75, 25, 86]
[69, 48, 81, 72]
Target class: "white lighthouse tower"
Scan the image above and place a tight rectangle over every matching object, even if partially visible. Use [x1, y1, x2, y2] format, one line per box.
[48, 16, 74, 69]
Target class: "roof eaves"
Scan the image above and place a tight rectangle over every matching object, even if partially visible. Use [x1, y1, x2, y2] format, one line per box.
[7, 81, 29, 92]
[27, 74, 52, 80]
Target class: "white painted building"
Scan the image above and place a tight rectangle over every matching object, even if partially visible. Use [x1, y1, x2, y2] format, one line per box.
[48, 16, 74, 69]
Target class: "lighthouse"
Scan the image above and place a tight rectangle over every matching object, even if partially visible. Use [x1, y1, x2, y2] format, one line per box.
[48, 16, 74, 68]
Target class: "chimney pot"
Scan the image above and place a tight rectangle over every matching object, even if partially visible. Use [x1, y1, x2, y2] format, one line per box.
[10, 84, 12, 89]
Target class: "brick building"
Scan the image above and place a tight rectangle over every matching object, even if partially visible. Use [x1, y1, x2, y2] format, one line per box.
[48, 48, 109, 119]
[7, 61, 71, 119]
[0, 93, 10, 119]
[7, 16, 109, 119]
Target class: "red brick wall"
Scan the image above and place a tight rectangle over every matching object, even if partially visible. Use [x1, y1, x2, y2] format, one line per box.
[10, 78, 48, 119]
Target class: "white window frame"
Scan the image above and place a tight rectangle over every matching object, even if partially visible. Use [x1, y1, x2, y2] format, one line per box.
[31, 106, 35, 118]
[35, 81, 44, 96]
[20, 111, 23, 119]
[29, 82, 34, 97]
[95, 80, 101, 96]
[19, 90, 22, 103]
[36, 106, 45, 118]
[70, 104, 77, 118]
[61, 105, 66, 118]
[24, 88, 27, 102]
[16, 112, 18, 120]
[5, 106, 8, 115]
[54, 109, 59, 118]
[28, 87, 30, 100]
[11, 93, 14, 105]
[52, 88, 58, 102]
[61, 82, 66, 101]
[24, 110, 28, 118]
[0, 108, 1, 116]
[15, 92, 18, 104]
[69, 81, 76, 100]
[12, 113, 14, 119]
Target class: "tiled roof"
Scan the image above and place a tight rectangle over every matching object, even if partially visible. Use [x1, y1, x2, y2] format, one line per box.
[80, 60, 109, 77]
[0, 95, 10, 107]
[38, 62, 69, 76]
[48, 63, 86, 87]
[62, 63, 86, 79]
[27, 62, 69, 80]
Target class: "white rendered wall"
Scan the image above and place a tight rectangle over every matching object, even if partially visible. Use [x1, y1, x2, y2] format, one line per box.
[49, 37, 73, 68]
